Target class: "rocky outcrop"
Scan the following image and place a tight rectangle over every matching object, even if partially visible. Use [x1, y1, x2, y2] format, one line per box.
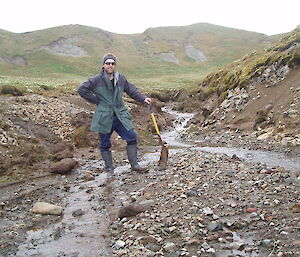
[39, 37, 88, 57]
[158, 52, 179, 64]
[0, 55, 27, 66]
[185, 43, 207, 62]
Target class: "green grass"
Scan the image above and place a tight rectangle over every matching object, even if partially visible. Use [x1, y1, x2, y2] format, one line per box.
[0, 23, 289, 96]
[0, 69, 209, 95]
[1, 23, 297, 96]
[129, 72, 210, 92]
[0, 23, 273, 91]
[0, 75, 83, 94]
[188, 26, 300, 101]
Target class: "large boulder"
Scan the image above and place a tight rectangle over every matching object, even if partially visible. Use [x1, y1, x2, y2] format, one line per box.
[51, 142, 74, 154]
[49, 158, 78, 174]
[53, 148, 74, 161]
[32, 202, 63, 215]
[118, 203, 151, 219]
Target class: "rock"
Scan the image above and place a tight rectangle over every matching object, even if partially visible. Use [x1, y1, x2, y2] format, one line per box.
[186, 190, 198, 197]
[202, 242, 210, 250]
[138, 200, 155, 206]
[207, 248, 216, 253]
[118, 204, 151, 219]
[51, 142, 73, 154]
[232, 242, 246, 251]
[257, 131, 273, 140]
[163, 242, 176, 252]
[231, 155, 240, 161]
[292, 240, 300, 246]
[284, 177, 298, 184]
[225, 220, 248, 229]
[113, 240, 126, 249]
[53, 148, 74, 161]
[185, 238, 200, 245]
[246, 207, 258, 213]
[167, 226, 177, 233]
[259, 169, 269, 174]
[145, 243, 161, 252]
[83, 170, 95, 181]
[281, 137, 294, 146]
[290, 203, 300, 213]
[280, 231, 289, 236]
[261, 239, 272, 247]
[212, 214, 219, 220]
[53, 226, 64, 240]
[49, 158, 78, 174]
[265, 103, 273, 112]
[207, 222, 223, 232]
[206, 234, 221, 241]
[32, 202, 63, 215]
[72, 209, 84, 217]
[226, 169, 235, 176]
[115, 249, 127, 256]
[168, 252, 180, 257]
[202, 207, 214, 215]
[284, 109, 299, 118]
[140, 236, 158, 246]
[0, 202, 5, 209]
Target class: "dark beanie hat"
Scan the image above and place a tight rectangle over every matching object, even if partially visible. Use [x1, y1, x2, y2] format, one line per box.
[103, 54, 116, 64]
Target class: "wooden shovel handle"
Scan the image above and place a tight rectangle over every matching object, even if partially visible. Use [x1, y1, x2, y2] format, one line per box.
[148, 104, 161, 136]
[150, 113, 161, 136]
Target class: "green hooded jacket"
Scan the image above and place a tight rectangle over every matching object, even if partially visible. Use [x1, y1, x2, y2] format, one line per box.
[77, 71, 146, 133]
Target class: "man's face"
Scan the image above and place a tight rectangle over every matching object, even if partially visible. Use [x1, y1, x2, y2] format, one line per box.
[103, 59, 116, 75]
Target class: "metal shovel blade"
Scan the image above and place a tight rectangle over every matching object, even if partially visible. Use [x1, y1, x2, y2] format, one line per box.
[148, 104, 169, 170]
[158, 139, 168, 170]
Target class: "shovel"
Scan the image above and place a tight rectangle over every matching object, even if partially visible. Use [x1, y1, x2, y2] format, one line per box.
[148, 104, 168, 170]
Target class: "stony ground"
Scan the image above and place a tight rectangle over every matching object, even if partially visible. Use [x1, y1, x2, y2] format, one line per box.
[106, 138, 300, 257]
[1, 130, 299, 256]
[0, 92, 299, 257]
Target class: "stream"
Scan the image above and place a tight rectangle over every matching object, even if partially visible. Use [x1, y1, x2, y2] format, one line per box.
[160, 107, 300, 172]
[14, 107, 299, 257]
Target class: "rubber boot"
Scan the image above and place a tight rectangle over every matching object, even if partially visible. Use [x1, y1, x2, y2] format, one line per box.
[126, 144, 148, 173]
[101, 151, 114, 173]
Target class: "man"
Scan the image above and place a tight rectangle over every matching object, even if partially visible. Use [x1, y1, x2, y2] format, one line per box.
[77, 53, 151, 173]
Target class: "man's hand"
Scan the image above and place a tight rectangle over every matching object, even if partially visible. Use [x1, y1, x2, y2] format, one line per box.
[144, 97, 152, 104]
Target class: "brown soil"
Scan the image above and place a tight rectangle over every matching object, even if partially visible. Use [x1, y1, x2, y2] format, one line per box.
[225, 68, 300, 132]
[0, 69, 299, 256]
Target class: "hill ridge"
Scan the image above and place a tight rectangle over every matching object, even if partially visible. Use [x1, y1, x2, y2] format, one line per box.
[0, 23, 277, 90]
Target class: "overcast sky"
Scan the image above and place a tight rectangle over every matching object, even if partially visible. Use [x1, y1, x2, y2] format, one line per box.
[1, 0, 299, 35]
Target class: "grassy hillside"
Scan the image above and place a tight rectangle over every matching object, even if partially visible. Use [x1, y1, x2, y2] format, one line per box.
[0, 23, 275, 92]
[188, 26, 300, 101]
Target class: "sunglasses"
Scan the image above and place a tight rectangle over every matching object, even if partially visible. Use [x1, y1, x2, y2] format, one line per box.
[105, 62, 116, 66]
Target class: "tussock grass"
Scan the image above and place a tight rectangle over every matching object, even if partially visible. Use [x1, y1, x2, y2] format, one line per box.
[190, 27, 300, 101]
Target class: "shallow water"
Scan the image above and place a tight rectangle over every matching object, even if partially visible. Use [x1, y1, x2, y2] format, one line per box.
[16, 164, 113, 257]
[161, 107, 195, 147]
[161, 108, 300, 172]
[196, 146, 300, 172]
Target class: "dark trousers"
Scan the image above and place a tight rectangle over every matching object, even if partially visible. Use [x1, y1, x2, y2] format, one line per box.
[99, 115, 137, 152]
